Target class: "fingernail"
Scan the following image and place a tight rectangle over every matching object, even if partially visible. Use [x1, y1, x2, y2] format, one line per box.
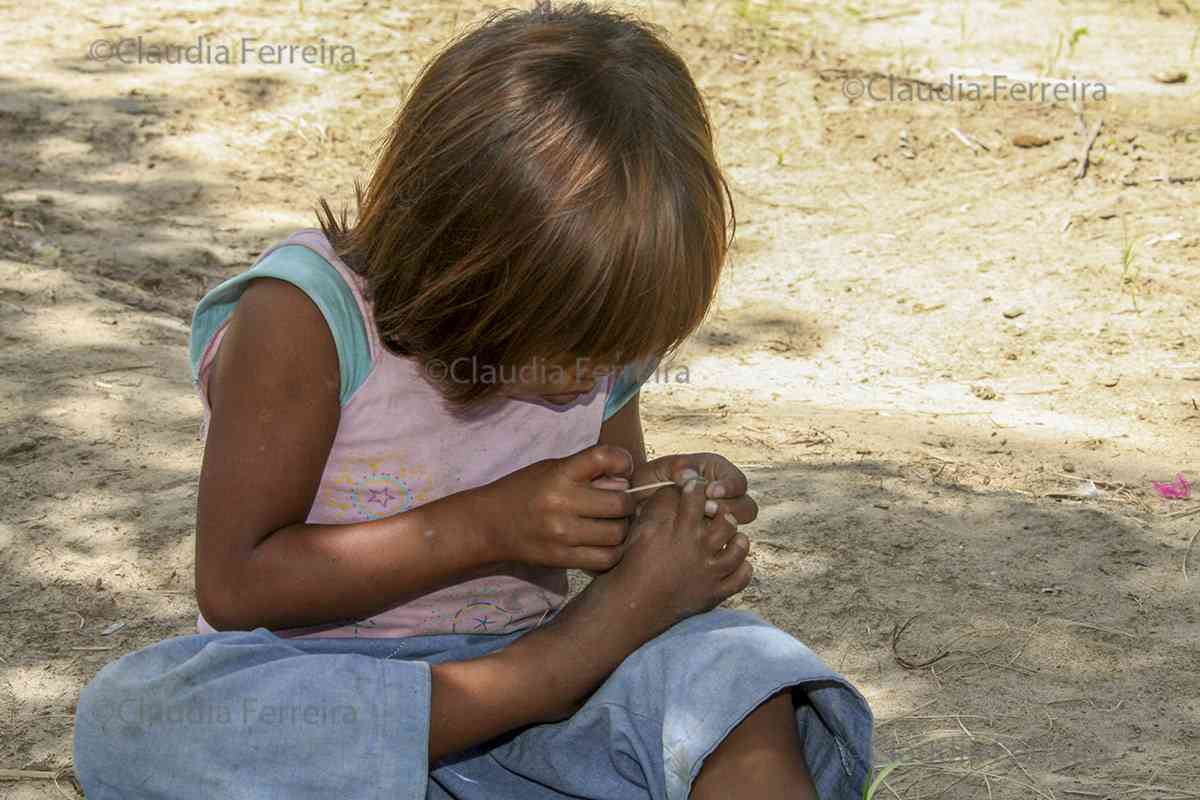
[704, 500, 719, 515]
[724, 513, 738, 526]
[679, 468, 700, 482]
[708, 483, 727, 499]
[684, 479, 699, 494]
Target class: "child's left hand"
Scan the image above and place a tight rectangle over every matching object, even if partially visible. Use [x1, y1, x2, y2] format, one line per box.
[631, 454, 757, 524]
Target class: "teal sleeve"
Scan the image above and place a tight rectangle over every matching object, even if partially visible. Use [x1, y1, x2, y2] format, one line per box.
[187, 245, 372, 406]
[603, 358, 659, 421]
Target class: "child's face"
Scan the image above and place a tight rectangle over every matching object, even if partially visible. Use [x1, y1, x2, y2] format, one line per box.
[499, 356, 615, 406]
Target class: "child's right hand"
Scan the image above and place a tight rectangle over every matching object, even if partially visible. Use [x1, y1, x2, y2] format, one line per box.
[479, 445, 638, 572]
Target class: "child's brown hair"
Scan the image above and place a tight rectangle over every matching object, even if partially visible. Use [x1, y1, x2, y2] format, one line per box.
[318, 1, 734, 404]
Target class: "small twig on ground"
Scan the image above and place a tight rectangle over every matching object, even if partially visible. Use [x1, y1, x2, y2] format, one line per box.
[1050, 618, 1135, 639]
[1067, 779, 1200, 798]
[1184, 527, 1199, 582]
[1075, 118, 1104, 180]
[891, 616, 952, 670]
[876, 699, 938, 728]
[858, 8, 920, 22]
[0, 769, 60, 780]
[1150, 174, 1200, 185]
[82, 364, 157, 377]
[1165, 505, 1200, 521]
[949, 127, 986, 152]
[1072, 103, 1090, 137]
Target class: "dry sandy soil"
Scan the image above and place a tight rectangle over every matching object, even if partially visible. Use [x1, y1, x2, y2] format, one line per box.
[1, 0, 1198, 797]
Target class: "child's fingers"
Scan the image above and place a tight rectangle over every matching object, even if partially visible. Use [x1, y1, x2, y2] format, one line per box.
[590, 476, 630, 491]
[668, 456, 749, 502]
[563, 518, 629, 548]
[569, 545, 625, 574]
[563, 445, 634, 483]
[574, 486, 638, 519]
[704, 469, 748, 501]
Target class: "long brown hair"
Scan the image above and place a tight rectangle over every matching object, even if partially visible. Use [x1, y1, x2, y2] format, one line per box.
[318, 1, 734, 405]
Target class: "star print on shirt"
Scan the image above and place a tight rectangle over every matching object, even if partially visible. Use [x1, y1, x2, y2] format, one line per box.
[473, 616, 492, 631]
[366, 486, 397, 507]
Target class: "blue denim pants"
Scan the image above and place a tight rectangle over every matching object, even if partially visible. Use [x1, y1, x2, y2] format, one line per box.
[74, 608, 873, 799]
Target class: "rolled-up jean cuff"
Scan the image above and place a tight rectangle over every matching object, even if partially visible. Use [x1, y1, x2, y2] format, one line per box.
[74, 629, 436, 800]
[378, 657, 432, 798]
[676, 677, 871, 800]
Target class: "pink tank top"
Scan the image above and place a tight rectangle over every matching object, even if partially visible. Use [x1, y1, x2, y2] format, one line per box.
[192, 229, 610, 638]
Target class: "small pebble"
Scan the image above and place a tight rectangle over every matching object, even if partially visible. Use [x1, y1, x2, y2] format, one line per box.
[1151, 69, 1188, 84]
[1012, 133, 1050, 148]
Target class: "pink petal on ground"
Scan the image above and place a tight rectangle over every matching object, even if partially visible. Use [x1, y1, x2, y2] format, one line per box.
[1151, 473, 1191, 500]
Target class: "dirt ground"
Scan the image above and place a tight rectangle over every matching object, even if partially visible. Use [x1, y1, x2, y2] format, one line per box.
[2, 0, 1198, 797]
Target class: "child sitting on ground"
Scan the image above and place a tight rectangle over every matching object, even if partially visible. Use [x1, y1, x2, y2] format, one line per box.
[73, 4, 873, 797]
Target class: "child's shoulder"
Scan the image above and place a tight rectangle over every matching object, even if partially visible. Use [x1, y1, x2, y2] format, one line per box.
[189, 230, 374, 406]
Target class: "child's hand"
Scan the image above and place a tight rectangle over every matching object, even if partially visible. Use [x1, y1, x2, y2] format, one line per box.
[479, 445, 637, 573]
[632, 453, 757, 524]
[604, 478, 752, 627]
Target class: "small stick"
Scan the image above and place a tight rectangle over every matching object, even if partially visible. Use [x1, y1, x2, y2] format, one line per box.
[0, 769, 61, 781]
[891, 615, 951, 669]
[1052, 618, 1135, 639]
[1075, 118, 1103, 180]
[624, 480, 678, 494]
[949, 127, 988, 152]
[1150, 174, 1200, 184]
[949, 127, 979, 152]
[1184, 526, 1199, 582]
[1072, 103, 1090, 137]
[1165, 505, 1200, 520]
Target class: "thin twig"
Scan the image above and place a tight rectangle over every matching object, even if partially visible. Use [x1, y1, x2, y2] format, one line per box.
[1075, 118, 1103, 180]
[876, 699, 939, 727]
[891, 616, 951, 670]
[81, 364, 157, 377]
[0, 769, 60, 780]
[1150, 174, 1200, 185]
[624, 480, 677, 494]
[1184, 527, 1199, 582]
[858, 8, 920, 22]
[949, 127, 983, 152]
[1050, 618, 1135, 639]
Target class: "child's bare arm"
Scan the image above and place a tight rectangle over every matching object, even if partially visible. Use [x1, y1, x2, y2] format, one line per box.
[196, 278, 513, 630]
[196, 278, 636, 631]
